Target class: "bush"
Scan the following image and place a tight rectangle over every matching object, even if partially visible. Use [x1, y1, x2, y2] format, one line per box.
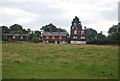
[86, 38, 117, 45]
[32, 36, 39, 43]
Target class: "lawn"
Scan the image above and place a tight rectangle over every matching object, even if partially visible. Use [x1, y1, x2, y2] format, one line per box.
[2, 43, 119, 79]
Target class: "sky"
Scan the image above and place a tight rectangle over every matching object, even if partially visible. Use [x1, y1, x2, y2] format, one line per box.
[0, 0, 119, 35]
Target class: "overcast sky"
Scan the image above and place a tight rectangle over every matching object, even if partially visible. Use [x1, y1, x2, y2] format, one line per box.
[0, 0, 119, 35]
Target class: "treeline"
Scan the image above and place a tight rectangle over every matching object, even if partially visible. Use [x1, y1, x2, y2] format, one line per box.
[0, 23, 67, 43]
[86, 23, 120, 45]
[0, 23, 120, 45]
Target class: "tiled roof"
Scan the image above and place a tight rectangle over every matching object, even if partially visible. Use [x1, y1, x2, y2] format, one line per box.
[42, 32, 68, 36]
[3, 34, 29, 36]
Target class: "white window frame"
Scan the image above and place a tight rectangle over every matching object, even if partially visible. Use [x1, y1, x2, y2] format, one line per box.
[81, 36, 85, 39]
[46, 36, 49, 39]
[13, 36, 15, 39]
[81, 31, 84, 34]
[74, 30, 77, 34]
[59, 36, 62, 39]
[73, 36, 77, 39]
[52, 36, 55, 39]
[21, 36, 23, 39]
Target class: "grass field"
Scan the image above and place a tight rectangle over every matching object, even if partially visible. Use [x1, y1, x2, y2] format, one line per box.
[2, 43, 119, 79]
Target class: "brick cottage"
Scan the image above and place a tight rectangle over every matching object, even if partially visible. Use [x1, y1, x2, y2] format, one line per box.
[42, 32, 68, 44]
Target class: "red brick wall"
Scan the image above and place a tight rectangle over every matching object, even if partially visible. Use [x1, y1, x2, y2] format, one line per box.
[71, 29, 87, 41]
[71, 36, 87, 41]
[7, 36, 29, 41]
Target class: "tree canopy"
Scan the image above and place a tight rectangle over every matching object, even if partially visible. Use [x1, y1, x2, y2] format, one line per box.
[86, 28, 97, 40]
[108, 24, 120, 44]
[71, 16, 82, 29]
[0, 26, 10, 34]
[40, 23, 67, 32]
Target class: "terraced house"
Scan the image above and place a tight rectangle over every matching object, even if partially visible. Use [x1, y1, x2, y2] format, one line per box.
[42, 32, 68, 44]
[3, 34, 30, 42]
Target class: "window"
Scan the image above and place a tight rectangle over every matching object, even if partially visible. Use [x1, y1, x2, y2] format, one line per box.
[73, 36, 77, 39]
[21, 36, 23, 39]
[74, 23, 77, 27]
[46, 36, 49, 39]
[81, 31, 84, 34]
[81, 36, 85, 39]
[74, 30, 77, 34]
[13, 36, 15, 39]
[59, 36, 62, 39]
[52, 36, 55, 39]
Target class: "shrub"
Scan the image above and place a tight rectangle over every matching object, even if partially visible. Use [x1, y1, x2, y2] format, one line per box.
[32, 36, 39, 43]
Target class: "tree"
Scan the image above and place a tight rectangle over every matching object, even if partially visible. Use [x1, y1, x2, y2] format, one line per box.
[40, 23, 67, 32]
[22, 29, 28, 34]
[34, 31, 41, 37]
[32, 35, 39, 43]
[86, 28, 97, 40]
[0, 26, 10, 34]
[10, 24, 23, 31]
[40, 23, 57, 32]
[108, 24, 120, 44]
[71, 16, 82, 29]
[97, 31, 106, 40]
[0, 26, 10, 41]
[27, 29, 31, 34]
[57, 28, 67, 32]
[9, 24, 28, 34]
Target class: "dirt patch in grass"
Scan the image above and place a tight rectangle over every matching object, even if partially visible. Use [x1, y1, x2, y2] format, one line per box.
[45, 54, 54, 58]
[57, 58, 72, 64]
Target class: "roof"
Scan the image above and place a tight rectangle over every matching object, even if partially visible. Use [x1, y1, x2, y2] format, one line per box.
[3, 34, 29, 36]
[42, 32, 68, 36]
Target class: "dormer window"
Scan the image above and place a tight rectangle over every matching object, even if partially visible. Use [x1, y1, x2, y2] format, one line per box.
[74, 30, 77, 34]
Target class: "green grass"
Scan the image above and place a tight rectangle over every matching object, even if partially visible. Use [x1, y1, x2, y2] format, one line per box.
[2, 43, 119, 79]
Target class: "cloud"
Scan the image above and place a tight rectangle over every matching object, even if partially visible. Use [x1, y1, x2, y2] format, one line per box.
[0, 6, 38, 26]
[0, 0, 119, 35]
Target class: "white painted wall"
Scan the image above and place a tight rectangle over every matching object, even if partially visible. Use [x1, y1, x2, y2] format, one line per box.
[55, 41, 57, 44]
[60, 41, 67, 44]
[71, 41, 86, 44]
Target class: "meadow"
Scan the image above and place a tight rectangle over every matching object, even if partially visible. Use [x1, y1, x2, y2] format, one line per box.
[2, 43, 119, 79]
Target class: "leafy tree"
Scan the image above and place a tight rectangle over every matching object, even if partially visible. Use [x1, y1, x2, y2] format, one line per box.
[32, 36, 39, 43]
[0, 26, 10, 41]
[97, 31, 106, 40]
[40, 23, 67, 32]
[34, 31, 41, 37]
[22, 29, 28, 34]
[10, 24, 22, 31]
[0, 26, 10, 34]
[71, 16, 82, 29]
[57, 28, 67, 32]
[41, 23, 57, 32]
[108, 24, 120, 44]
[27, 29, 32, 34]
[86, 28, 97, 40]
[9, 24, 29, 34]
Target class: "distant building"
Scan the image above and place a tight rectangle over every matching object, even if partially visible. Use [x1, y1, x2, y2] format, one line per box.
[3, 34, 30, 42]
[70, 16, 87, 44]
[42, 32, 68, 44]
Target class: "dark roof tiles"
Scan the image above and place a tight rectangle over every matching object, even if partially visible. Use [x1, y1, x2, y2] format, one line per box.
[42, 32, 68, 36]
